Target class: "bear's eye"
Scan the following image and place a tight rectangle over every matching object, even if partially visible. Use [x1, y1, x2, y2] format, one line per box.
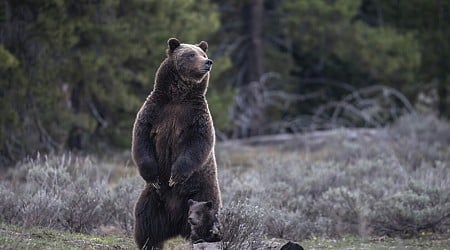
[188, 53, 196, 58]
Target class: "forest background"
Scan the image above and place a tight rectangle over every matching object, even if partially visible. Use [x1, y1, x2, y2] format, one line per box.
[1, 1, 450, 248]
[1, 0, 449, 165]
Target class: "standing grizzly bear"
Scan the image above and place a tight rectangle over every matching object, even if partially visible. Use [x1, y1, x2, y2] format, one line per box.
[132, 38, 221, 249]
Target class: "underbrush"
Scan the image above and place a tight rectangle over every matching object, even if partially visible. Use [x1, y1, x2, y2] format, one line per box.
[218, 114, 450, 241]
[0, 114, 449, 248]
[221, 156, 449, 240]
[0, 154, 142, 234]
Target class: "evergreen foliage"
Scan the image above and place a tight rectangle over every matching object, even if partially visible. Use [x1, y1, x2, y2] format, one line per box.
[0, 0, 220, 164]
[1, 0, 448, 163]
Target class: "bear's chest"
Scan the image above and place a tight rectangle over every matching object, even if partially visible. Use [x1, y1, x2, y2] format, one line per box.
[154, 104, 191, 138]
[151, 104, 194, 164]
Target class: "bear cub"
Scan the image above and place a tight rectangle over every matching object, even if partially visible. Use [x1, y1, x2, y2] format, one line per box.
[188, 199, 222, 244]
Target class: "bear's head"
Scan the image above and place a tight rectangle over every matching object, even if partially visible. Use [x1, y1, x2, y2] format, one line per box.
[187, 199, 214, 229]
[187, 199, 222, 243]
[166, 38, 213, 83]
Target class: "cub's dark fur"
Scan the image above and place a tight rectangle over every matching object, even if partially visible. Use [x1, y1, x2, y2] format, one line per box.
[188, 199, 222, 244]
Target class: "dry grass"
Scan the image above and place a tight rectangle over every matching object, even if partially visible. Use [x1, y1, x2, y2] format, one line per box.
[0, 114, 449, 248]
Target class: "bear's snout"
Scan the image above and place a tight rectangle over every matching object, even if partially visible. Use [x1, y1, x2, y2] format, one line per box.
[188, 216, 196, 225]
[203, 59, 212, 72]
[203, 59, 213, 72]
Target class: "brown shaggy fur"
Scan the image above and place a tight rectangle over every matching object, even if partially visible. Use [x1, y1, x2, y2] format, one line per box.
[132, 38, 221, 249]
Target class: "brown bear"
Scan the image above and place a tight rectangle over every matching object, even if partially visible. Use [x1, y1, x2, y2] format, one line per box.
[132, 38, 221, 250]
[187, 199, 222, 244]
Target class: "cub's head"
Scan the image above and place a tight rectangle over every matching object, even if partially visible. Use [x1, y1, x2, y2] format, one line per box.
[188, 199, 222, 243]
[187, 199, 215, 229]
[166, 38, 213, 83]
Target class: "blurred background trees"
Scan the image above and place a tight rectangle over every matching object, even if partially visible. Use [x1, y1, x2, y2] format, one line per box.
[1, 0, 449, 165]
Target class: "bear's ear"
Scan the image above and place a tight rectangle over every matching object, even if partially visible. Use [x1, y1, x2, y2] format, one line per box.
[197, 41, 208, 52]
[168, 38, 181, 52]
[205, 201, 213, 209]
[188, 199, 195, 207]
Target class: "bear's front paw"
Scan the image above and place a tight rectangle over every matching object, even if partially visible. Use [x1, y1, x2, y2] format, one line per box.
[150, 181, 162, 196]
[169, 174, 186, 187]
[168, 175, 177, 187]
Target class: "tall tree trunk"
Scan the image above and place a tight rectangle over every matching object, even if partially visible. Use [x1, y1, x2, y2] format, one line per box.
[436, 0, 449, 118]
[232, 0, 265, 138]
[246, 0, 264, 84]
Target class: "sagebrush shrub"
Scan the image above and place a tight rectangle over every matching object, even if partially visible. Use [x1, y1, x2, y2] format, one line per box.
[0, 114, 448, 245]
[0, 153, 139, 234]
[318, 187, 372, 236]
[371, 184, 450, 236]
[220, 199, 266, 250]
[215, 118, 450, 240]
[104, 176, 143, 233]
[390, 114, 450, 169]
[0, 184, 21, 224]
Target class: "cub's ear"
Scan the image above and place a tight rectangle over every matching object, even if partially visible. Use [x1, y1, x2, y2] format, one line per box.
[197, 41, 208, 52]
[168, 38, 181, 52]
[188, 199, 195, 207]
[205, 201, 213, 209]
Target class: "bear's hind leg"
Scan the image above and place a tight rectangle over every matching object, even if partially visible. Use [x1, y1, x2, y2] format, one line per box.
[134, 186, 166, 249]
[135, 217, 164, 249]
